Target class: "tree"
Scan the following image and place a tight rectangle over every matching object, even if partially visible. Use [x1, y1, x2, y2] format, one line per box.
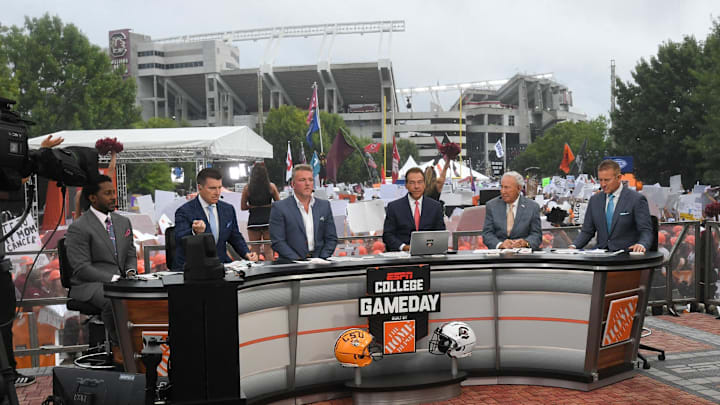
[262, 105, 377, 185]
[610, 35, 704, 188]
[1, 14, 140, 138]
[691, 21, 720, 185]
[125, 118, 184, 195]
[0, 25, 19, 100]
[510, 118, 611, 177]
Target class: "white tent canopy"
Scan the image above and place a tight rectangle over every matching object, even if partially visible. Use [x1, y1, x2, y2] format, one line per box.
[397, 155, 419, 178]
[29, 126, 273, 162]
[418, 159, 490, 182]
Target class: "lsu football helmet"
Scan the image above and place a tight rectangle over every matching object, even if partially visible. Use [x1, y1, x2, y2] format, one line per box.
[428, 321, 476, 358]
[334, 328, 382, 367]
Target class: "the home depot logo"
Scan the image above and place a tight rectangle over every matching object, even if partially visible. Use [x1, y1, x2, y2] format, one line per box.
[602, 295, 639, 347]
[383, 320, 416, 354]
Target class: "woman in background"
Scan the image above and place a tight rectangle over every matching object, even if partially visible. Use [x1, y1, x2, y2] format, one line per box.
[424, 156, 450, 201]
[241, 163, 280, 261]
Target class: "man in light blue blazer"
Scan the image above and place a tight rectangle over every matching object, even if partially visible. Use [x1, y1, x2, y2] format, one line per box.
[270, 164, 338, 263]
[572, 160, 652, 252]
[482, 171, 542, 249]
[174, 168, 257, 269]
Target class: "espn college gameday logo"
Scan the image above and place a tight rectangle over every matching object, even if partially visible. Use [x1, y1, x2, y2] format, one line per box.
[359, 265, 440, 355]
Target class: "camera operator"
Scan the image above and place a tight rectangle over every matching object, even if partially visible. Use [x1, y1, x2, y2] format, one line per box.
[1, 134, 63, 388]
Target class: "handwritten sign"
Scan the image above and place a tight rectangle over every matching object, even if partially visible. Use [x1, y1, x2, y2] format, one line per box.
[2, 215, 42, 253]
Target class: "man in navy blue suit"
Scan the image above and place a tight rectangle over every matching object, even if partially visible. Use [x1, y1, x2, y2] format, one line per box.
[270, 164, 337, 263]
[174, 168, 257, 269]
[572, 160, 652, 252]
[383, 167, 446, 252]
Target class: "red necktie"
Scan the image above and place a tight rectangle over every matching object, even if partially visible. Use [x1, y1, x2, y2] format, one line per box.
[414, 200, 420, 231]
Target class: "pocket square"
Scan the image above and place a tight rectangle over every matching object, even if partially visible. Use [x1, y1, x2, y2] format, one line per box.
[619, 212, 630, 216]
[319, 216, 325, 222]
[226, 222, 231, 228]
[124, 229, 131, 237]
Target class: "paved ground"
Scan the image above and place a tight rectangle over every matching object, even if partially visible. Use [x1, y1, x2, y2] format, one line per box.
[15, 312, 720, 404]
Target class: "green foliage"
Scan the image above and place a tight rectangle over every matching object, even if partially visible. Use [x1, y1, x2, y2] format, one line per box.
[690, 21, 720, 185]
[610, 33, 705, 187]
[0, 14, 140, 138]
[262, 106, 379, 185]
[0, 25, 19, 100]
[125, 118, 184, 195]
[511, 118, 611, 177]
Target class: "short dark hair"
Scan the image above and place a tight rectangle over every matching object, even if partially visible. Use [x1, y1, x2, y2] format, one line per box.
[405, 167, 423, 179]
[84, 174, 113, 197]
[197, 168, 222, 185]
[597, 159, 621, 175]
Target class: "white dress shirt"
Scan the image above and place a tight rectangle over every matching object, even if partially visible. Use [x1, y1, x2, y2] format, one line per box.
[294, 195, 315, 252]
[605, 183, 623, 212]
[198, 195, 220, 238]
[89, 205, 111, 228]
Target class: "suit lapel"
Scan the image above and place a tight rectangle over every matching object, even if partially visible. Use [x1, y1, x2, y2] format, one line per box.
[510, 197, 526, 239]
[498, 199, 508, 238]
[609, 188, 629, 234]
[312, 201, 322, 243]
[290, 198, 307, 240]
[407, 195, 417, 229]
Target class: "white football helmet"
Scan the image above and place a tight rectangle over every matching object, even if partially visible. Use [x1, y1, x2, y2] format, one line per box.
[428, 321, 476, 358]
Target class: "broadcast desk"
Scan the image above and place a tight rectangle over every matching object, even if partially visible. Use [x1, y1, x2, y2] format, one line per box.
[105, 251, 663, 404]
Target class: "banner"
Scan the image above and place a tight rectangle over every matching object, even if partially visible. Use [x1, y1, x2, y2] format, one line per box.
[604, 156, 634, 173]
[2, 215, 42, 254]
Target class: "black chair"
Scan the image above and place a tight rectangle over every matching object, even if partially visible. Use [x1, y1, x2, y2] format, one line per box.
[165, 226, 175, 270]
[637, 215, 666, 369]
[57, 238, 114, 369]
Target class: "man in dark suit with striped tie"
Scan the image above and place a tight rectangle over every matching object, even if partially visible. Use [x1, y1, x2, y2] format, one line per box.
[383, 167, 446, 252]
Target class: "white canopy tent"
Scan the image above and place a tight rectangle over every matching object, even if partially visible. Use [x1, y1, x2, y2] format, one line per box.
[29, 126, 273, 162]
[418, 159, 490, 182]
[397, 155, 419, 179]
[29, 126, 273, 210]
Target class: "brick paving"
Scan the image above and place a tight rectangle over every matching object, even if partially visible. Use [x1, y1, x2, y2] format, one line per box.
[15, 312, 720, 404]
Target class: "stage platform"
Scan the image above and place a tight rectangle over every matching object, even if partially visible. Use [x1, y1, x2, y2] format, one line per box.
[14, 312, 720, 405]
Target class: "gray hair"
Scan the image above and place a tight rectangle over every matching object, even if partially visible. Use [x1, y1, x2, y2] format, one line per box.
[502, 171, 525, 188]
[292, 164, 313, 180]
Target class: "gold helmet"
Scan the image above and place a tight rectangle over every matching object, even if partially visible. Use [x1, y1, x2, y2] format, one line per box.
[334, 328, 381, 367]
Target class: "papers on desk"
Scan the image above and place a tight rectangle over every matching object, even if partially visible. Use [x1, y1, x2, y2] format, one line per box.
[473, 249, 501, 254]
[379, 251, 411, 259]
[225, 261, 264, 272]
[134, 271, 182, 280]
[328, 256, 368, 262]
[294, 258, 331, 264]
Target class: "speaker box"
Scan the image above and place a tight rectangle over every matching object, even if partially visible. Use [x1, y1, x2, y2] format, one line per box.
[52, 367, 145, 405]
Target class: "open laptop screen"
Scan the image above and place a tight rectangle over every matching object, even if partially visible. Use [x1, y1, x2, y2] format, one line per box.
[409, 230, 449, 256]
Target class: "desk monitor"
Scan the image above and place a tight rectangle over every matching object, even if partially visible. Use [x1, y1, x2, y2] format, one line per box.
[409, 230, 449, 256]
[478, 189, 501, 205]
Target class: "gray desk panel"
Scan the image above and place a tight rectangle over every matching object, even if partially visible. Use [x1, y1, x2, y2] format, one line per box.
[238, 282, 293, 314]
[500, 347, 587, 374]
[496, 269, 594, 294]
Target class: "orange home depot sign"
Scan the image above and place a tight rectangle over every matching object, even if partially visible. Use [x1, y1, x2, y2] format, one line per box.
[601, 295, 639, 347]
[383, 320, 416, 355]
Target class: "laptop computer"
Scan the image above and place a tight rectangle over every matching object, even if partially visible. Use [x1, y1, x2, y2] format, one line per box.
[409, 230, 450, 256]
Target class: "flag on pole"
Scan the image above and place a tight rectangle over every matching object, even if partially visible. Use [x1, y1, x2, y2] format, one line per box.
[299, 142, 307, 164]
[391, 136, 400, 184]
[285, 142, 293, 182]
[306, 84, 320, 148]
[310, 151, 321, 186]
[494, 139, 504, 158]
[574, 137, 588, 174]
[366, 152, 377, 169]
[364, 143, 382, 153]
[559, 143, 575, 174]
[326, 131, 354, 182]
[468, 158, 476, 192]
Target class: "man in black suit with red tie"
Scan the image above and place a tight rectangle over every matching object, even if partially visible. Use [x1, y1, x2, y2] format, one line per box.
[383, 167, 446, 251]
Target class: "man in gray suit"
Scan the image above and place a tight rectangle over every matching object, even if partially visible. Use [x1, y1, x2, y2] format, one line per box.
[66, 174, 136, 345]
[572, 160, 652, 252]
[482, 171, 542, 249]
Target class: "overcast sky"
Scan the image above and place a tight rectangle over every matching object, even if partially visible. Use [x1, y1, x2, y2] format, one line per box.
[3, 0, 719, 118]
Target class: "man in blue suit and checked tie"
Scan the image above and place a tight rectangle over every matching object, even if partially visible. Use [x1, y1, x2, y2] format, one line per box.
[571, 159, 652, 252]
[174, 168, 257, 269]
[269, 164, 338, 263]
